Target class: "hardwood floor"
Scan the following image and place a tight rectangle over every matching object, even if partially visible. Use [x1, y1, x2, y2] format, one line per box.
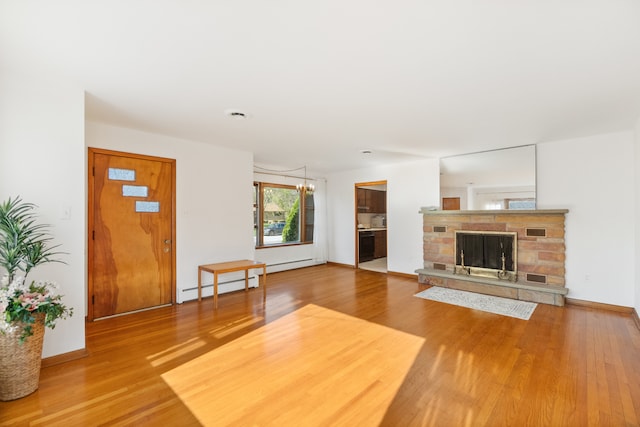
[162, 304, 424, 425]
[1, 264, 639, 426]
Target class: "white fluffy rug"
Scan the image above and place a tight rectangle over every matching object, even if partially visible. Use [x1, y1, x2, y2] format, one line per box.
[414, 287, 537, 320]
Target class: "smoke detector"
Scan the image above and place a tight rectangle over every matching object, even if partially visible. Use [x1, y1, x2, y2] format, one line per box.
[224, 109, 250, 119]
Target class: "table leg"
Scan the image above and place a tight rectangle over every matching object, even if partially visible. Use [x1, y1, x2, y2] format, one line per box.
[214, 272, 219, 309]
[245, 269, 249, 292]
[263, 265, 267, 303]
[198, 267, 202, 301]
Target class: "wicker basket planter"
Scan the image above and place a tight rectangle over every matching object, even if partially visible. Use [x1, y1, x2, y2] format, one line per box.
[0, 318, 45, 401]
[0, 198, 72, 401]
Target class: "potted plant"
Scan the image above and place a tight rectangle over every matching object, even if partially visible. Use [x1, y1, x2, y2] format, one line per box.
[0, 196, 73, 401]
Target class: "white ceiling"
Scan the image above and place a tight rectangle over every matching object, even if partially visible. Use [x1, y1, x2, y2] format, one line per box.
[2, 1, 640, 175]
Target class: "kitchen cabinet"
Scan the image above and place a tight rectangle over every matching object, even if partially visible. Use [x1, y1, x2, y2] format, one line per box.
[357, 189, 386, 213]
[374, 230, 387, 259]
[357, 188, 367, 212]
[371, 190, 386, 213]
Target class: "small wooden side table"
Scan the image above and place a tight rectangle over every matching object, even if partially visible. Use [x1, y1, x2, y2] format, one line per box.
[198, 260, 267, 309]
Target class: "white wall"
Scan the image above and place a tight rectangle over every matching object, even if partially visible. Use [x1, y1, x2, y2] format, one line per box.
[326, 159, 440, 274]
[635, 118, 640, 314]
[86, 122, 255, 303]
[537, 131, 635, 306]
[254, 172, 327, 272]
[0, 71, 86, 357]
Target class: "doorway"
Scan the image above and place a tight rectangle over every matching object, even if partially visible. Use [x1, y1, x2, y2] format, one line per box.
[355, 181, 387, 273]
[88, 148, 176, 320]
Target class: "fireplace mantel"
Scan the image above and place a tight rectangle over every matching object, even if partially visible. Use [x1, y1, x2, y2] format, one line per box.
[417, 208, 569, 306]
[419, 208, 569, 216]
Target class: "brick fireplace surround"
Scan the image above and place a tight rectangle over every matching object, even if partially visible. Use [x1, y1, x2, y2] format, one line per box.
[416, 209, 569, 306]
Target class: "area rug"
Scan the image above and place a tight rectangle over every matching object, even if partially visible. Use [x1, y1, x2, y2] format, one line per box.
[414, 287, 537, 320]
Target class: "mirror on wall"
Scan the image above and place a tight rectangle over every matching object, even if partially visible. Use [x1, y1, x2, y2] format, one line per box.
[439, 145, 536, 211]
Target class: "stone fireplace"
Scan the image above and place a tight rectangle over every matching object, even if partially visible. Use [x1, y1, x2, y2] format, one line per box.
[416, 209, 569, 306]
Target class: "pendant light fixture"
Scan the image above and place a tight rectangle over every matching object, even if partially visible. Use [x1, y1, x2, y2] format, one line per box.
[296, 166, 315, 194]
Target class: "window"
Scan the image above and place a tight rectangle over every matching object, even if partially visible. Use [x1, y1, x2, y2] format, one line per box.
[254, 182, 314, 247]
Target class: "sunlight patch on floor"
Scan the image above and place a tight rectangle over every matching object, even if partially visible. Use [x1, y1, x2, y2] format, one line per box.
[147, 337, 207, 367]
[209, 315, 265, 339]
[162, 304, 424, 426]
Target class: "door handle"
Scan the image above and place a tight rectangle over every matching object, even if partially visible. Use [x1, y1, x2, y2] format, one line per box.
[164, 239, 171, 244]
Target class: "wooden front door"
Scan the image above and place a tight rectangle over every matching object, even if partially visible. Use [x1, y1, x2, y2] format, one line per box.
[88, 148, 176, 320]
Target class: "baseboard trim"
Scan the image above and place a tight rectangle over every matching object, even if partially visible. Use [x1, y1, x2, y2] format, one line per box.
[565, 298, 634, 314]
[325, 263, 418, 279]
[41, 348, 89, 368]
[633, 308, 640, 331]
[387, 270, 417, 279]
[326, 261, 355, 269]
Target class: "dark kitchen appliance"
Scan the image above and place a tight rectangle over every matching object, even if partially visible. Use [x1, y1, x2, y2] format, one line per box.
[359, 231, 375, 262]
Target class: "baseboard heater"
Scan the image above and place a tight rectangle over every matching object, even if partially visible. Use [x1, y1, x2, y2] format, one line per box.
[183, 276, 259, 293]
[267, 258, 314, 268]
[182, 258, 316, 293]
[182, 274, 257, 292]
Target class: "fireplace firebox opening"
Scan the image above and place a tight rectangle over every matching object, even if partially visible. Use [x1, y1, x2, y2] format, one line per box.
[454, 231, 517, 282]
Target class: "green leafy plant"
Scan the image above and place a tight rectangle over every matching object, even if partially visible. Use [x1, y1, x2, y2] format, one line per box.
[0, 197, 72, 342]
[0, 197, 64, 281]
[282, 198, 300, 242]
